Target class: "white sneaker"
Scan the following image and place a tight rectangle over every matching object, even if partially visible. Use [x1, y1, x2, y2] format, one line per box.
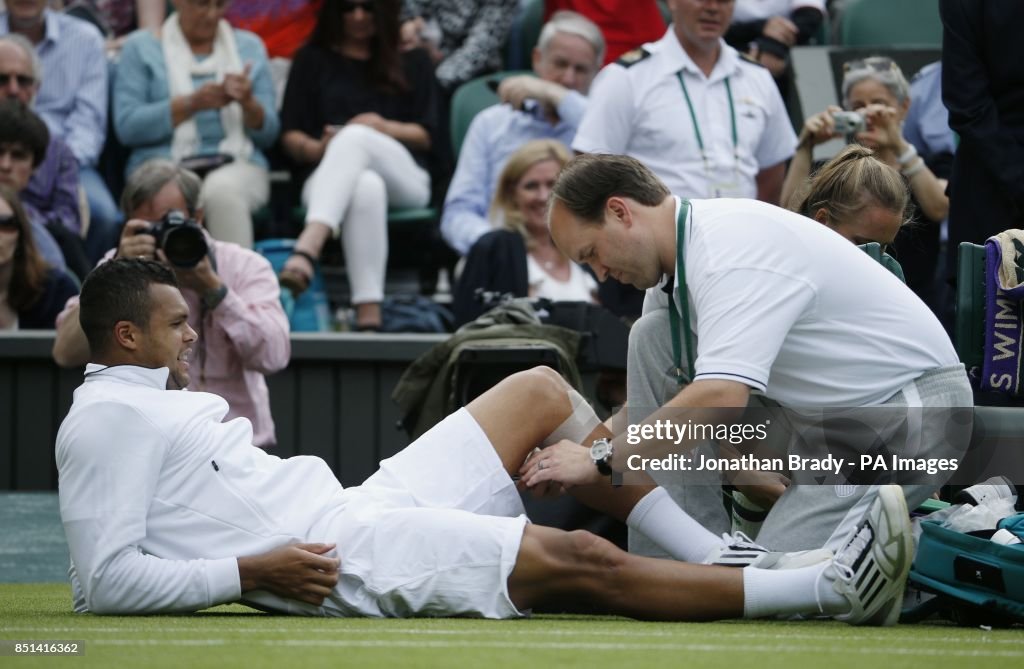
[704, 531, 832, 569]
[825, 485, 913, 626]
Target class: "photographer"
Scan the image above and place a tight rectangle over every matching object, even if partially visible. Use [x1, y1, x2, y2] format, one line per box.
[52, 160, 290, 449]
[780, 57, 950, 313]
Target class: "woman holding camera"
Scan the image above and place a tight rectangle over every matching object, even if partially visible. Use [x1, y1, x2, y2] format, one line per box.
[780, 57, 950, 311]
[0, 185, 78, 330]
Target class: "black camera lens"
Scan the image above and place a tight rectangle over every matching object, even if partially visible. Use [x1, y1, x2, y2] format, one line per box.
[158, 210, 208, 268]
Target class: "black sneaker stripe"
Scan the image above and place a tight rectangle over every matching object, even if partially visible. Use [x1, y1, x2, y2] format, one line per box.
[856, 559, 877, 589]
[864, 570, 888, 610]
[860, 567, 882, 606]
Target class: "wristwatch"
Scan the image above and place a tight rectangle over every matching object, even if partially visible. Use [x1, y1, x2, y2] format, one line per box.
[201, 284, 229, 310]
[590, 438, 614, 476]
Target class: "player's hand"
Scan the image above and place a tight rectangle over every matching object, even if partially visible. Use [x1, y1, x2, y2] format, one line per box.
[238, 542, 340, 607]
[116, 219, 158, 260]
[520, 439, 603, 490]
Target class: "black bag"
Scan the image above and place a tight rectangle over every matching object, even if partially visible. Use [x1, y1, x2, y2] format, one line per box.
[179, 153, 234, 179]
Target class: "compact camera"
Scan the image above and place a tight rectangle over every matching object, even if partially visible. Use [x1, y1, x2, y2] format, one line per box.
[139, 210, 208, 268]
[832, 110, 866, 135]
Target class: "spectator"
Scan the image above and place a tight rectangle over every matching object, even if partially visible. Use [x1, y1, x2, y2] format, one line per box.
[790, 145, 908, 248]
[543, 0, 665, 65]
[780, 56, 949, 311]
[442, 10, 604, 255]
[63, 0, 166, 54]
[113, 0, 280, 250]
[0, 184, 78, 330]
[940, 0, 1024, 272]
[1, 0, 122, 263]
[0, 36, 89, 275]
[52, 159, 289, 448]
[0, 97, 89, 277]
[278, 0, 440, 331]
[573, 0, 796, 205]
[453, 139, 596, 324]
[399, 0, 517, 93]
[725, 0, 825, 80]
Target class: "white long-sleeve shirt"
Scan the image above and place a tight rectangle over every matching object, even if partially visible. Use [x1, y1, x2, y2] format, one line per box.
[56, 364, 344, 614]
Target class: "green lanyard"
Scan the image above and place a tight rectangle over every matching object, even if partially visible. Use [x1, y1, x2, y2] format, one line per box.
[675, 72, 738, 173]
[668, 200, 695, 386]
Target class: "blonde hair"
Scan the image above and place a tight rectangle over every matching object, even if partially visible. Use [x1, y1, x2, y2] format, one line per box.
[792, 145, 910, 233]
[490, 139, 571, 247]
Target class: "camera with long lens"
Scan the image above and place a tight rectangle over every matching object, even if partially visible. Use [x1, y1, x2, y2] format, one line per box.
[832, 110, 866, 136]
[139, 210, 208, 268]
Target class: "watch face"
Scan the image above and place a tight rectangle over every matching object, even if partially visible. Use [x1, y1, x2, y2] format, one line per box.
[591, 440, 612, 461]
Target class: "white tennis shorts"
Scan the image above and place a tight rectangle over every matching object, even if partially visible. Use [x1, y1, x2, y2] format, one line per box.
[314, 408, 530, 618]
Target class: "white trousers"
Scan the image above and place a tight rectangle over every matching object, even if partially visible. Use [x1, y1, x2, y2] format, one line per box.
[200, 160, 270, 249]
[302, 124, 431, 304]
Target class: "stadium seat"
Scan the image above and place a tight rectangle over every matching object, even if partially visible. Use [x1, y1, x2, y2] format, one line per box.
[858, 241, 906, 283]
[449, 70, 531, 155]
[503, 0, 546, 70]
[838, 0, 942, 47]
[955, 242, 986, 371]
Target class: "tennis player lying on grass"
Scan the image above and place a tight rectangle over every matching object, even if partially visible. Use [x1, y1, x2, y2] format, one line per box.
[56, 258, 912, 624]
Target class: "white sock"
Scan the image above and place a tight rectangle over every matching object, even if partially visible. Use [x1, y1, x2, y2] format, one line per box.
[742, 563, 849, 619]
[625, 487, 725, 562]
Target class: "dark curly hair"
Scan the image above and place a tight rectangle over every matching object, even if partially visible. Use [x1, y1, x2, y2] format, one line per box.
[79, 258, 178, 357]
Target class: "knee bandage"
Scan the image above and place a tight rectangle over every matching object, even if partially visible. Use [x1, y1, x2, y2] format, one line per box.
[542, 386, 601, 446]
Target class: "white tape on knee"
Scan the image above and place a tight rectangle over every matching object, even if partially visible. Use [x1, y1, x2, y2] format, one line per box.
[542, 386, 601, 446]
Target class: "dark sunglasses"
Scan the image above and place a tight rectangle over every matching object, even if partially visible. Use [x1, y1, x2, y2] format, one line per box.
[340, 0, 375, 14]
[843, 57, 897, 74]
[0, 72, 35, 88]
[0, 213, 18, 231]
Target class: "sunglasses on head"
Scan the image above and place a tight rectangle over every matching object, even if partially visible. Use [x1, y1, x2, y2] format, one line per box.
[0, 213, 18, 231]
[340, 0, 375, 14]
[0, 72, 35, 88]
[843, 57, 898, 74]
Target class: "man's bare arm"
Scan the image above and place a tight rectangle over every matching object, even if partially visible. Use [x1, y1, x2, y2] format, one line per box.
[53, 301, 91, 368]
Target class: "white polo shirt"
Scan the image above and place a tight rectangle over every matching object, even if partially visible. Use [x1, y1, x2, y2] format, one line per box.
[643, 198, 959, 407]
[573, 28, 797, 199]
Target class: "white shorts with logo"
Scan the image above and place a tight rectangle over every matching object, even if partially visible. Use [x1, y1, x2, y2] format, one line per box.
[312, 408, 529, 618]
